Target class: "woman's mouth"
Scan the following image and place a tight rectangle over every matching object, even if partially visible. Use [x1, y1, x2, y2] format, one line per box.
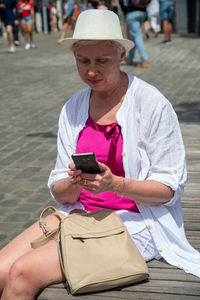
[87, 79, 102, 85]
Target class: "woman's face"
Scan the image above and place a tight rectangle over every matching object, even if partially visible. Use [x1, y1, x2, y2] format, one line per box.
[74, 41, 125, 94]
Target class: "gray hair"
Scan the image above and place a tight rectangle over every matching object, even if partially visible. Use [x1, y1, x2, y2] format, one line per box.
[72, 40, 125, 57]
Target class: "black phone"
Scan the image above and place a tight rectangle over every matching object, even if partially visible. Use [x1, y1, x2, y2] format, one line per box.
[71, 153, 101, 174]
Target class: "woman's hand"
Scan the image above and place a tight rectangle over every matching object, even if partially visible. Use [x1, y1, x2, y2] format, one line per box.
[68, 162, 83, 184]
[68, 162, 115, 194]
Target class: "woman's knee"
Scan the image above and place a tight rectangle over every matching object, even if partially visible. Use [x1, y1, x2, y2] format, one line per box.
[6, 25, 13, 34]
[6, 256, 39, 296]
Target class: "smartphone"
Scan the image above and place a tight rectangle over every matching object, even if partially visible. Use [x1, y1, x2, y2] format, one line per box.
[71, 153, 101, 174]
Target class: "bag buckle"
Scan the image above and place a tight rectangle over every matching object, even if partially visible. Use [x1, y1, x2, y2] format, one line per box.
[39, 221, 51, 236]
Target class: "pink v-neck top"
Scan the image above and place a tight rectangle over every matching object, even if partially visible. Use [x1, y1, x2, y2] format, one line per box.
[76, 116, 139, 213]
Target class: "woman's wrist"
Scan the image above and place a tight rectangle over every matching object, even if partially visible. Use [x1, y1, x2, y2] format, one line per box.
[112, 175, 126, 195]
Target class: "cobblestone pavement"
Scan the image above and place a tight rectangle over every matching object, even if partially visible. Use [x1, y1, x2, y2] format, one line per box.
[0, 31, 200, 248]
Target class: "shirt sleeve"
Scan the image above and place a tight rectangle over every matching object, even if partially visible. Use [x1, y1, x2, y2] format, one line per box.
[47, 104, 76, 197]
[144, 100, 187, 206]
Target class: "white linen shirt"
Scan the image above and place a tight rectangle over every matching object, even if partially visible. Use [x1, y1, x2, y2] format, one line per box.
[48, 74, 200, 277]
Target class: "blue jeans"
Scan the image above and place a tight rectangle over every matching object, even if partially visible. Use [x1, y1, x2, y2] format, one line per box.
[126, 10, 148, 63]
[21, 15, 33, 24]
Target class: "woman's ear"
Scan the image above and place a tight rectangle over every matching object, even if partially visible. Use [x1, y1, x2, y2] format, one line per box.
[120, 48, 126, 62]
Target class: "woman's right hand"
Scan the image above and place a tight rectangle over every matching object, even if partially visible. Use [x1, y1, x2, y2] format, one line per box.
[52, 164, 83, 204]
[68, 163, 83, 184]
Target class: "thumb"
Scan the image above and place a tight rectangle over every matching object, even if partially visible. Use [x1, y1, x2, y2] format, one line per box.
[98, 162, 109, 173]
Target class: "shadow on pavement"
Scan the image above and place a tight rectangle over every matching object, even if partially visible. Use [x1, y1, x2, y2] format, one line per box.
[174, 102, 200, 124]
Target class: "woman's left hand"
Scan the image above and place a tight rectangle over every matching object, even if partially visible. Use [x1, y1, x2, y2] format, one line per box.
[69, 162, 115, 194]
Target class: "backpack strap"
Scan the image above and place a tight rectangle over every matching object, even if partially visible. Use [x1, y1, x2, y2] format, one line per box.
[31, 206, 65, 249]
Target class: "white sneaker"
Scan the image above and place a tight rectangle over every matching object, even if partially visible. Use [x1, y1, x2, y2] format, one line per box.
[30, 42, 36, 48]
[14, 40, 20, 46]
[9, 45, 16, 53]
[25, 43, 31, 50]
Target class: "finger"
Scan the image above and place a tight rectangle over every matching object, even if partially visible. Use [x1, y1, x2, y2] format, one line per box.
[81, 178, 95, 189]
[81, 173, 102, 181]
[70, 175, 82, 184]
[68, 163, 77, 170]
[97, 162, 109, 173]
[68, 169, 82, 177]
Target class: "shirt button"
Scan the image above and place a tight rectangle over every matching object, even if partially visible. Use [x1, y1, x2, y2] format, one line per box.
[147, 225, 151, 230]
[122, 152, 126, 156]
[158, 249, 163, 253]
[173, 169, 177, 174]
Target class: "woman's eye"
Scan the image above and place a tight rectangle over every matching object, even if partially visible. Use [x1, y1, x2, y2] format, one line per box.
[98, 59, 108, 64]
[78, 59, 89, 64]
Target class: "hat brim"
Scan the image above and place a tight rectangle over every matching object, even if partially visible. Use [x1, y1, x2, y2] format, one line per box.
[60, 38, 134, 53]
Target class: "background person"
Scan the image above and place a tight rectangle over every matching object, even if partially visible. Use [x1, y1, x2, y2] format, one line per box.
[49, 2, 59, 32]
[97, 0, 108, 10]
[0, 9, 200, 300]
[143, 0, 160, 38]
[58, 0, 74, 42]
[12, 4, 20, 45]
[17, 0, 35, 50]
[159, 0, 174, 43]
[0, 0, 18, 52]
[119, 0, 149, 68]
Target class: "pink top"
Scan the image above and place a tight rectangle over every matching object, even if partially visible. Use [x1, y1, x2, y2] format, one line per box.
[76, 116, 139, 213]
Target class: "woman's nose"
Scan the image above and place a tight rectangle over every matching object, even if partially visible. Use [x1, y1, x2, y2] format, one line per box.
[87, 64, 98, 77]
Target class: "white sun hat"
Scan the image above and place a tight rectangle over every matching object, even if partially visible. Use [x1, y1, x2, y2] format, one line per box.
[60, 9, 134, 53]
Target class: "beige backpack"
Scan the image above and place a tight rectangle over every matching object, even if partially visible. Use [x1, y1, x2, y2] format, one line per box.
[31, 206, 149, 294]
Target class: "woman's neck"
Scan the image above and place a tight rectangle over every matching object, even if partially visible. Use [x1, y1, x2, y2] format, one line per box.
[89, 72, 128, 124]
[92, 72, 127, 103]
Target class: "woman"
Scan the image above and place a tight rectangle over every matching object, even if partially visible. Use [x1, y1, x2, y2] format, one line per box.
[0, 9, 200, 300]
[119, 0, 149, 68]
[17, 0, 35, 50]
[58, 0, 75, 42]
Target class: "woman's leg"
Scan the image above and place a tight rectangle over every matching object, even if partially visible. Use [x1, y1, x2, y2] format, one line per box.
[0, 214, 65, 299]
[59, 21, 70, 41]
[21, 23, 30, 44]
[27, 22, 34, 45]
[126, 10, 148, 63]
[163, 19, 172, 41]
[6, 25, 14, 47]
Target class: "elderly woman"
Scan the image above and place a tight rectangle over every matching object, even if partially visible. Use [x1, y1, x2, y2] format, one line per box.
[0, 9, 200, 300]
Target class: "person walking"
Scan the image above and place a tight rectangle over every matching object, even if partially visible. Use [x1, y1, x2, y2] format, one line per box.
[159, 0, 175, 43]
[17, 0, 35, 50]
[0, 0, 18, 52]
[119, 0, 149, 68]
[58, 0, 75, 42]
[49, 2, 59, 32]
[144, 0, 160, 39]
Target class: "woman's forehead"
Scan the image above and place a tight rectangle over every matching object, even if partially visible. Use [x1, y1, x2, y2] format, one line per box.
[74, 41, 117, 56]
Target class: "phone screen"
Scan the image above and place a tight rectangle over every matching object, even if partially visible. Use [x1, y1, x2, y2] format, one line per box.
[71, 153, 101, 174]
